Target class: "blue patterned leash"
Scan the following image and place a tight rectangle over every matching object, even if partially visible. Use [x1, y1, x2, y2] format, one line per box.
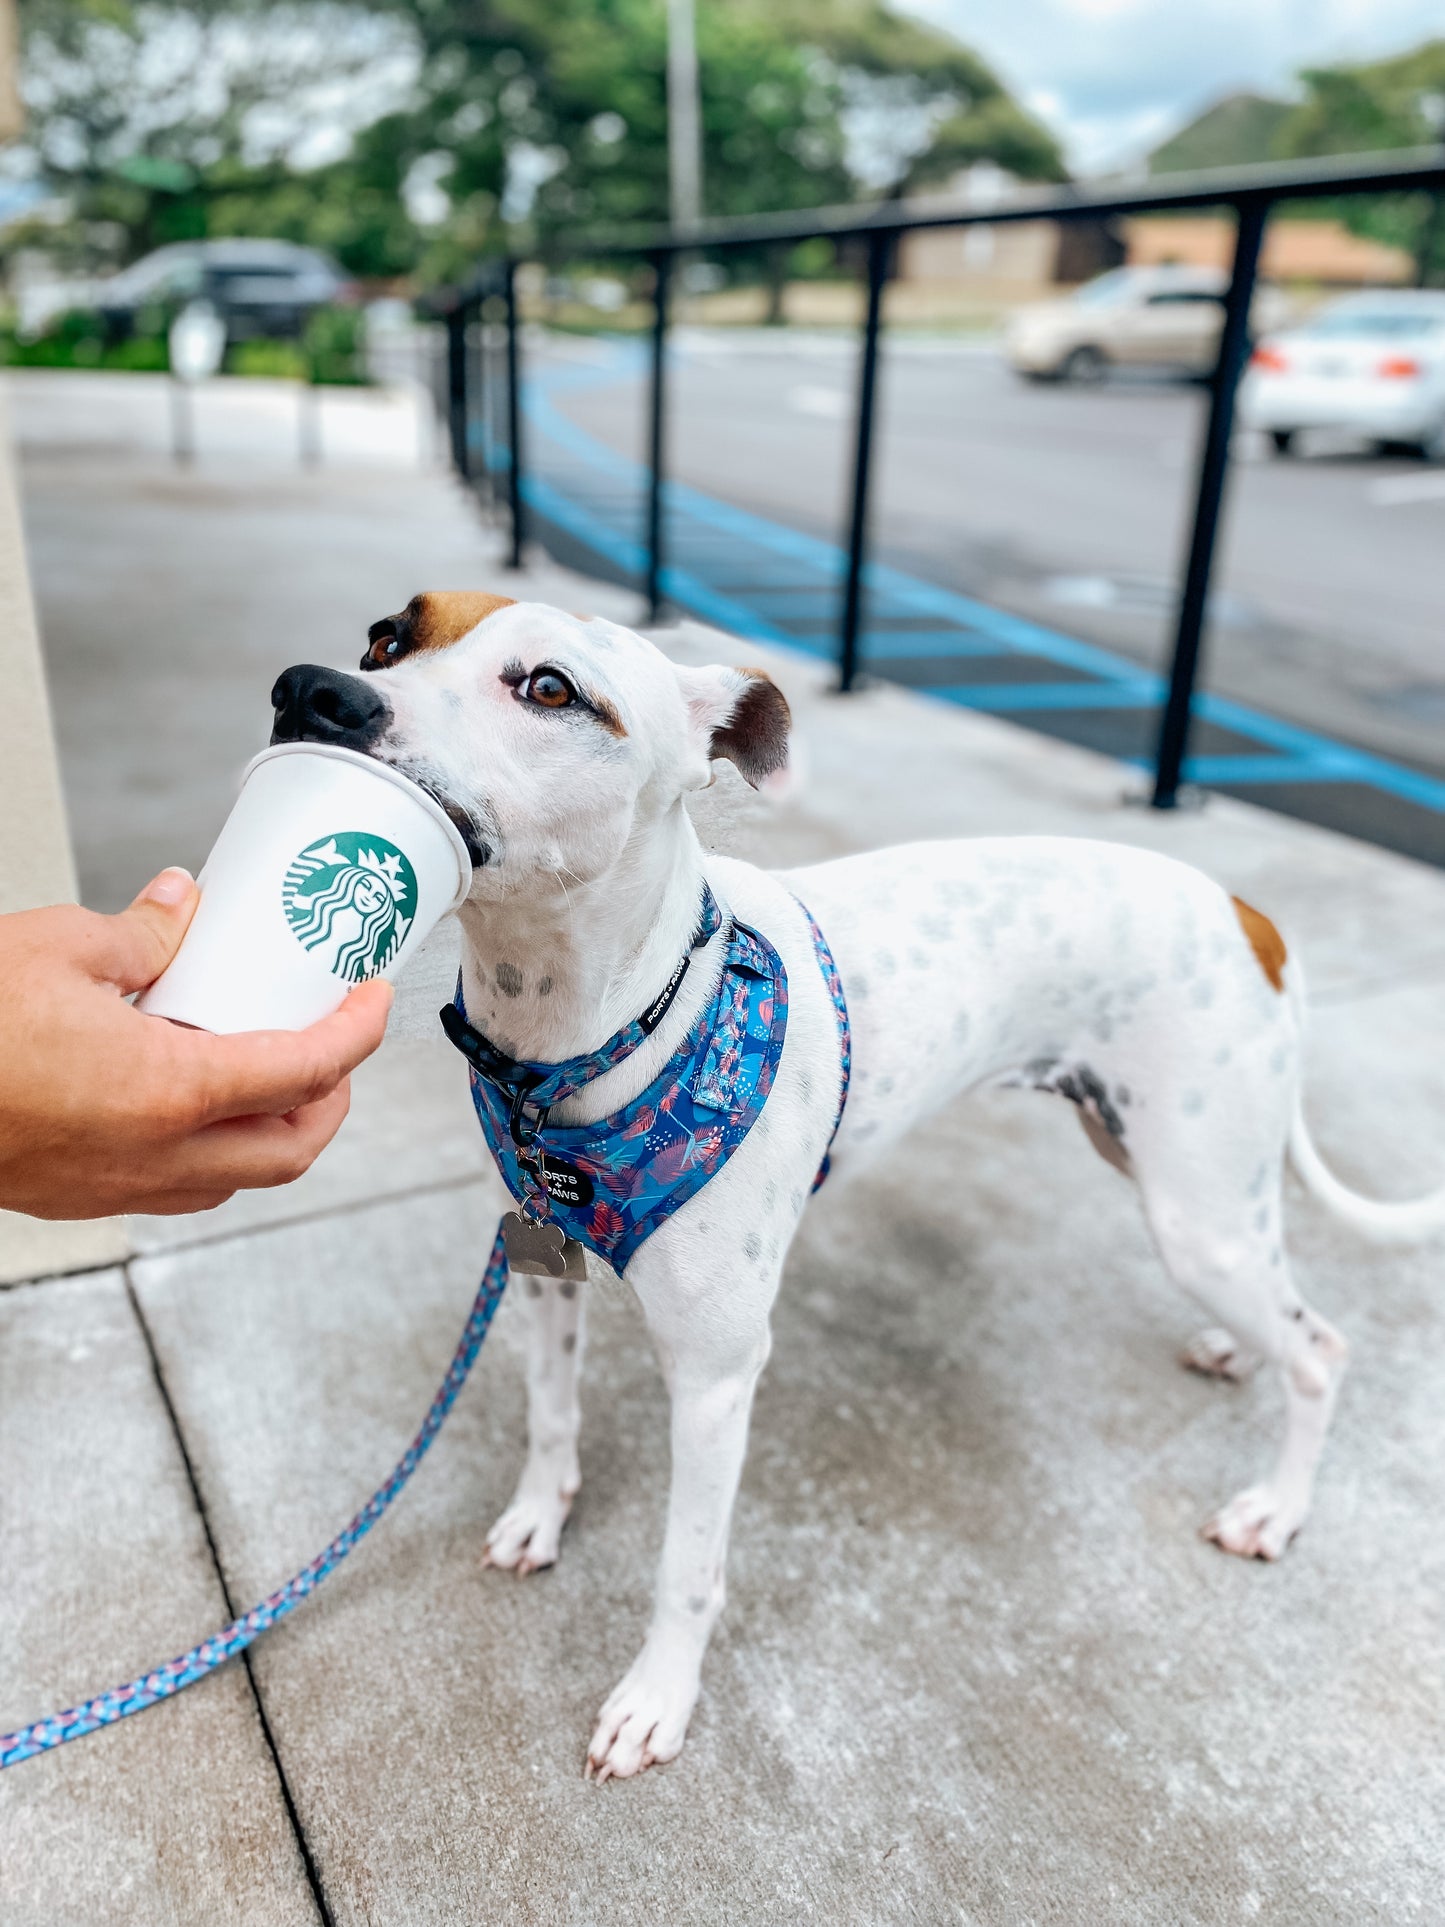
[0, 1226, 510, 1771]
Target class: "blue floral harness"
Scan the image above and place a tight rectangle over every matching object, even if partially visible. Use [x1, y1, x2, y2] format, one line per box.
[440, 886, 851, 1275]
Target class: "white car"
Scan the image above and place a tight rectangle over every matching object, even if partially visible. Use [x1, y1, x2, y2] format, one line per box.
[1239, 291, 1445, 460]
[1006, 266, 1288, 384]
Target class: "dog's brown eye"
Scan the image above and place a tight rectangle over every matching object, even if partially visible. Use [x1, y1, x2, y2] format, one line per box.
[521, 669, 576, 709]
[369, 634, 401, 666]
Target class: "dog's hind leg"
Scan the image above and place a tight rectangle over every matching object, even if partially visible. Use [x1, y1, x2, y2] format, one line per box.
[484, 1273, 586, 1574]
[1139, 1142, 1346, 1561]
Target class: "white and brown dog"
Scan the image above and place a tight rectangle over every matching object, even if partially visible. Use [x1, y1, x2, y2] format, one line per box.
[271, 592, 1444, 1782]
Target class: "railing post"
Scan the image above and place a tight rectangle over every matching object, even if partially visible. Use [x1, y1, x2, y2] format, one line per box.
[839, 230, 891, 693]
[446, 302, 469, 481]
[466, 303, 487, 499]
[503, 261, 525, 569]
[644, 250, 672, 623]
[1152, 194, 1269, 808]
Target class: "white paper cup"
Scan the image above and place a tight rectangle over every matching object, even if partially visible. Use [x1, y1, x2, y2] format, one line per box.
[136, 743, 472, 1034]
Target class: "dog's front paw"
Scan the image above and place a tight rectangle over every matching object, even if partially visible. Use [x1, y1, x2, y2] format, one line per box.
[584, 1653, 699, 1782]
[1202, 1484, 1305, 1561]
[483, 1476, 578, 1575]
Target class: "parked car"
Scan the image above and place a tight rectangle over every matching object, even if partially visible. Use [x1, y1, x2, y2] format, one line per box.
[93, 239, 347, 344]
[1005, 266, 1288, 383]
[1239, 291, 1445, 460]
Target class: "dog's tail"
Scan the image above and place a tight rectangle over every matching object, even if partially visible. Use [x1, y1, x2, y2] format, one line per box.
[1284, 950, 1445, 1244]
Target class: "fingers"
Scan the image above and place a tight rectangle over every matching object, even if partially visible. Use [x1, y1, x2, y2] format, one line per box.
[168, 1080, 354, 1192]
[86, 869, 200, 994]
[185, 980, 393, 1124]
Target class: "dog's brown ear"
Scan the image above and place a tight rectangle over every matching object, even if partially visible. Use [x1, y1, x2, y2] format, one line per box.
[677, 664, 791, 791]
[363, 591, 515, 669]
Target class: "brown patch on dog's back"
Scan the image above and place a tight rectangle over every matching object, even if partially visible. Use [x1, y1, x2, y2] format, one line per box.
[1231, 896, 1287, 992]
[364, 591, 514, 668]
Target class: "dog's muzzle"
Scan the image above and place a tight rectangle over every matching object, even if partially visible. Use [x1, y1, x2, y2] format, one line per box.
[270, 663, 391, 753]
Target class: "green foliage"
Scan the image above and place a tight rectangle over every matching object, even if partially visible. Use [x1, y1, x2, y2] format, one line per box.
[0, 308, 168, 370]
[1273, 39, 1445, 272]
[227, 338, 308, 378]
[16, 0, 1064, 288]
[303, 303, 368, 382]
[16, 1, 423, 274]
[0, 303, 365, 380]
[1276, 41, 1445, 161]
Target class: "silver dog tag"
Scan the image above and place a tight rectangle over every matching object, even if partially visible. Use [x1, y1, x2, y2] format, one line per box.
[501, 1211, 589, 1281]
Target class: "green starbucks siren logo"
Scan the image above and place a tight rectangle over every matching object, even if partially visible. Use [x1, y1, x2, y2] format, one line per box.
[282, 832, 418, 983]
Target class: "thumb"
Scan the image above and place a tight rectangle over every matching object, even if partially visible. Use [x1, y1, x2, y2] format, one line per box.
[99, 868, 200, 993]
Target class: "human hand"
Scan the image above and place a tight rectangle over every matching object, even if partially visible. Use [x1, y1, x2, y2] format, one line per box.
[0, 868, 392, 1220]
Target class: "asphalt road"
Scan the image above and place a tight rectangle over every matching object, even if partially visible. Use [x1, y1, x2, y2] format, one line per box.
[550, 331, 1445, 780]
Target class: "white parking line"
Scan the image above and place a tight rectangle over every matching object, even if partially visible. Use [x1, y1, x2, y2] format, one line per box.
[1368, 472, 1445, 507]
[787, 384, 851, 420]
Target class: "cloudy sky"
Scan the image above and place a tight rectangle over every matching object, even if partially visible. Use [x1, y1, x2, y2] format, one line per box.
[909, 0, 1445, 173]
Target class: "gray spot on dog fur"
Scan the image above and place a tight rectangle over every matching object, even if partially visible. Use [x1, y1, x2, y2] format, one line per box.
[1181, 1089, 1205, 1117]
[496, 961, 524, 998]
[1055, 1064, 1127, 1141]
[559, 1280, 578, 1300]
[951, 1009, 971, 1044]
[743, 1232, 762, 1261]
[687, 1595, 708, 1614]
[526, 1278, 542, 1298]
[851, 974, 869, 1001]
[538, 976, 553, 997]
[562, 1332, 576, 1353]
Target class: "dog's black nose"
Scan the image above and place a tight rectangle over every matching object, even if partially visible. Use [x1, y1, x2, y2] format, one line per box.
[270, 663, 390, 750]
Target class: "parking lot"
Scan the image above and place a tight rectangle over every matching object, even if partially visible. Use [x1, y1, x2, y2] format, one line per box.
[548, 328, 1445, 785]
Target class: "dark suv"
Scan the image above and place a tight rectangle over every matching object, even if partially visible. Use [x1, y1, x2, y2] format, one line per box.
[94, 239, 346, 343]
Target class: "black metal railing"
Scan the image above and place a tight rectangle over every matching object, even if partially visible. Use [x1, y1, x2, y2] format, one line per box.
[440, 144, 1445, 810]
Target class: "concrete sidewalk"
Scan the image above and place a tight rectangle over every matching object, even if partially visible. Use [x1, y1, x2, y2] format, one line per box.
[4, 371, 1445, 1925]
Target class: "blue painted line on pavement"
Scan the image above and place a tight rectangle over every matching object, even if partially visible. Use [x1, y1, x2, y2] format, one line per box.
[941, 679, 1164, 712]
[513, 341, 1445, 819]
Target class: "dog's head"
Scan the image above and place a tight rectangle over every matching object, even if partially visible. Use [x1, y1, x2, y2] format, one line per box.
[269, 594, 790, 895]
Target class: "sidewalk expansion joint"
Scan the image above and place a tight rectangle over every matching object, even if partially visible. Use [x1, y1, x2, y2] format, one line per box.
[131, 1167, 488, 1264]
[122, 1265, 336, 1927]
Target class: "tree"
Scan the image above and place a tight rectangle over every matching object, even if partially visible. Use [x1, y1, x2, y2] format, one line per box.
[368, 0, 1064, 281]
[12, 0, 421, 273]
[1273, 39, 1445, 282]
[11, 0, 1065, 284]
